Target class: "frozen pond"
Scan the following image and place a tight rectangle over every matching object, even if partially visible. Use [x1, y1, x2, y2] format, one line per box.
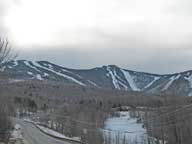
[103, 111, 148, 144]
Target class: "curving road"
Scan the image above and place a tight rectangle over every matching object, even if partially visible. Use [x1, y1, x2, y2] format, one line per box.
[19, 121, 79, 144]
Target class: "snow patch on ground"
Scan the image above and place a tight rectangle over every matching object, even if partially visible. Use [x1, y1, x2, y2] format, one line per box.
[24, 61, 41, 73]
[88, 80, 99, 87]
[0, 66, 5, 72]
[37, 125, 81, 141]
[184, 74, 192, 96]
[8, 79, 25, 83]
[144, 76, 160, 89]
[106, 66, 120, 89]
[114, 70, 128, 89]
[184, 74, 192, 88]
[13, 60, 18, 67]
[36, 74, 43, 80]
[47, 64, 54, 69]
[162, 75, 180, 91]
[104, 111, 147, 144]
[43, 73, 49, 77]
[34, 62, 86, 86]
[12, 124, 22, 139]
[27, 71, 33, 75]
[121, 69, 140, 91]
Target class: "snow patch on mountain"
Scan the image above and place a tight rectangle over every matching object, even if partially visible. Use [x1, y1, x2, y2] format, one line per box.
[24, 61, 41, 73]
[13, 60, 18, 67]
[33, 62, 86, 86]
[36, 74, 43, 80]
[43, 73, 49, 77]
[121, 69, 140, 91]
[184, 74, 192, 96]
[27, 72, 33, 75]
[162, 75, 181, 91]
[184, 74, 192, 88]
[6, 60, 192, 96]
[106, 66, 120, 89]
[0, 66, 5, 72]
[87, 80, 99, 87]
[144, 76, 160, 89]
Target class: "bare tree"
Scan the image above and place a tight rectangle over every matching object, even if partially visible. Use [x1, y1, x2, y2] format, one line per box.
[0, 38, 16, 143]
[0, 38, 16, 67]
[0, 95, 13, 143]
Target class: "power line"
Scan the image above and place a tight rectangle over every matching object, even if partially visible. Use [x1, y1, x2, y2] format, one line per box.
[146, 110, 192, 132]
[145, 103, 192, 123]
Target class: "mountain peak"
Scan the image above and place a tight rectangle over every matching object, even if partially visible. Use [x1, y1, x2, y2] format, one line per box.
[3, 59, 192, 96]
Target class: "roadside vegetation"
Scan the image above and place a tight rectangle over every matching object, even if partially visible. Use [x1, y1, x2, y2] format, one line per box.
[2, 80, 160, 144]
[0, 38, 16, 143]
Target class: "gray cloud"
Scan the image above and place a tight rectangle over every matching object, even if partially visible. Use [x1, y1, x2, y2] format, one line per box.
[0, 0, 18, 36]
[2, 0, 192, 74]
[15, 46, 192, 74]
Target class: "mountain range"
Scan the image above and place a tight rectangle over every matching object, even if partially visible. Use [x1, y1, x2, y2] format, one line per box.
[1, 60, 192, 96]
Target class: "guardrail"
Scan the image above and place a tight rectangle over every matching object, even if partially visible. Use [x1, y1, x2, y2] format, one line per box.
[24, 120, 84, 144]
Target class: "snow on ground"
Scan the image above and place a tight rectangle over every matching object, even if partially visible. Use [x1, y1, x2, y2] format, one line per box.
[12, 124, 22, 139]
[37, 125, 81, 141]
[106, 66, 120, 89]
[103, 111, 147, 144]
[43, 73, 49, 77]
[162, 75, 180, 91]
[184, 74, 192, 96]
[8, 79, 25, 83]
[13, 60, 18, 67]
[114, 70, 128, 90]
[184, 74, 192, 88]
[27, 71, 43, 80]
[47, 64, 54, 69]
[88, 80, 99, 87]
[144, 76, 160, 89]
[36, 74, 43, 80]
[121, 70, 140, 91]
[27, 72, 33, 75]
[0, 66, 5, 72]
[24, 61, 41, 73]
[34, 62, 86, 86]
[23, 119, 81, 142]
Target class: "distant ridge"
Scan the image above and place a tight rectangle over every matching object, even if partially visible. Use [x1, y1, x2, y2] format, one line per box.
[2, 60, 192, 96]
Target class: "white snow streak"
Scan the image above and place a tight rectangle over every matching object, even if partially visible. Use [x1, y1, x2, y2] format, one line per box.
[144, 76, 160, 89]
[34, 62, 86, 86]
[106, 66, 120, 89]
[24, 61, 41, 73]
[184, 74, 192, 96]
[36, 74, 43, 80]
[121, 69, 140, 91]
[37, 125, 81, 141]
[87, 80, 99, 87]
[27, 72, 33, 75]
[162, 75, 180, 91]
[43, 73, 49, 77]
[184, 74, 192, 88]
[13, 60, 18, 67]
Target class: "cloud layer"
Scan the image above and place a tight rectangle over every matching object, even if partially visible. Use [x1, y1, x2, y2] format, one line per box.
[3, 0, 192, 48]
[1, 0, 192, 73]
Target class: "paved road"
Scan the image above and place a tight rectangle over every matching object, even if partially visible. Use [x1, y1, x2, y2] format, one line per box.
[19, 121, 78, 144]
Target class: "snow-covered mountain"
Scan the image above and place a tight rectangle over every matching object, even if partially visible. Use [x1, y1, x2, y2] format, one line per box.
[2, 60, 192, 96]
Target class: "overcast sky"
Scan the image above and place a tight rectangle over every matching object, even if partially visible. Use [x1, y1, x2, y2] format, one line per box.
[1, 0, 192, 74]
